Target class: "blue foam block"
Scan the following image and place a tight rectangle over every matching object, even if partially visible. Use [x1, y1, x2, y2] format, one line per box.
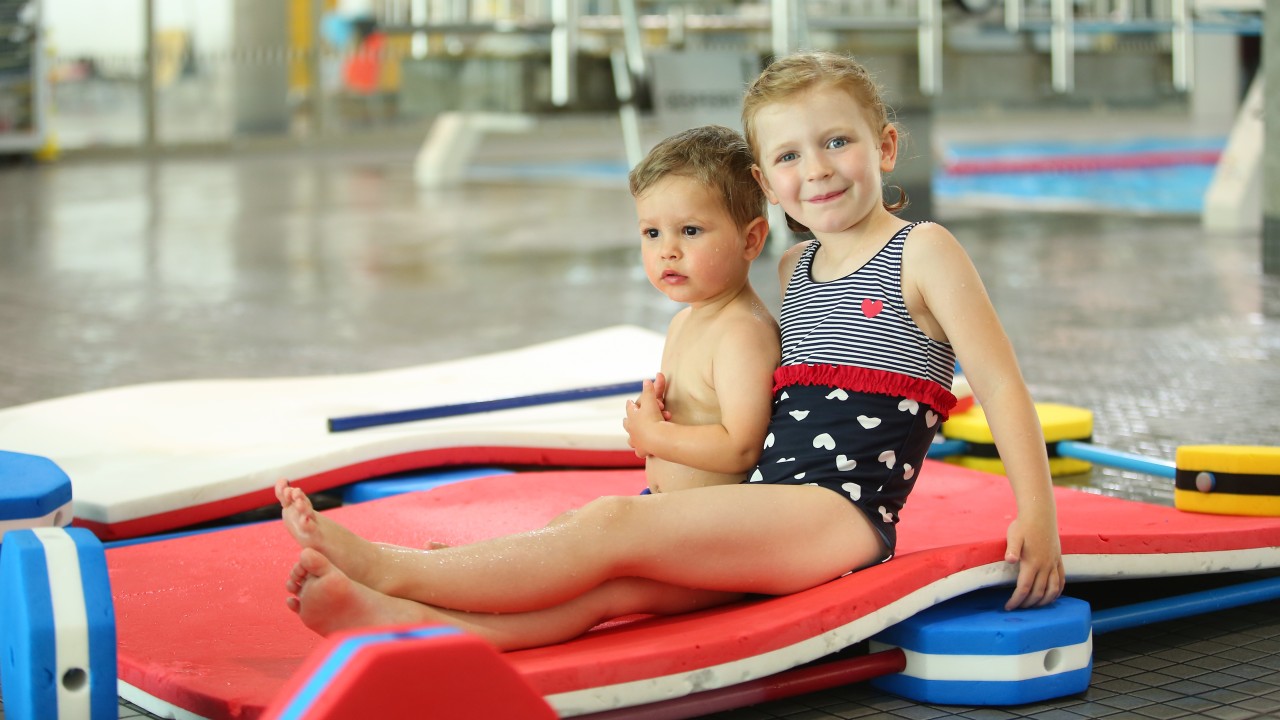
[0, 451, 73, 529]
[0, 527, 118, 720]
[869, 588, 1092, 706]
[341, 467, 514, 504]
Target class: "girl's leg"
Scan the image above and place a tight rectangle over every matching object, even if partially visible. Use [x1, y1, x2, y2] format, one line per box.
[277, 479, 398, 591]
[288, 548, 741, 651]
[284, 480, 883, 614]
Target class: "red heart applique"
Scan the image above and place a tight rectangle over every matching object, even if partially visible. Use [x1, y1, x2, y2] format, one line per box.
[861, 299, 883, 318]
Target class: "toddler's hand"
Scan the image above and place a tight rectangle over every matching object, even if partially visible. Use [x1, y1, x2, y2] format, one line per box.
[623, 377, 666, 458]
[651, 372, 672, 421]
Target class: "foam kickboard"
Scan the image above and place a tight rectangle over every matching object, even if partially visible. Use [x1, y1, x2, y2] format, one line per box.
[0, 451, 74, 538]
[868, 588, 1092, 705]
[0, 527, 118, 720]
[106, 463, 1280, 719]
[0, 326, 661, 539]
[262, 625, 558, 720]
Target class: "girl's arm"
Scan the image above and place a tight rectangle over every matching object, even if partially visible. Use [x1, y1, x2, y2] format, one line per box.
[624, 317, 778, 474]
[906, 224, 1065, 610]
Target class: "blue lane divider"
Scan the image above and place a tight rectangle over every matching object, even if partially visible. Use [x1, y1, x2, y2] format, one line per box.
[1091, 574, 1280, 636]
[926, 437, 1179, 480]
[926, 439, 969, 459]
[327, 381, 645, 433]
[1053, 441, 1177, 479]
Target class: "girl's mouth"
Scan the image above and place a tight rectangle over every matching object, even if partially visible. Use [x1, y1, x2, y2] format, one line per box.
[808, 189, 846, 203]
[662, 270, 687, 284]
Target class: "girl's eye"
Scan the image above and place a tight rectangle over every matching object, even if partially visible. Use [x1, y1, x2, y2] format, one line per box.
[643, 228, 659, 239]
[682, 226, 701, 237]
[827, 137, 849, 149]
[778, 151, 798, 163]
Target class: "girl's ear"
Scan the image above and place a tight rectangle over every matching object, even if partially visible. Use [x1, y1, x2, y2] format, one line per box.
[751, 165, 779, 205]
[742, 216, 770, 260]
[879, 125, 899, 173]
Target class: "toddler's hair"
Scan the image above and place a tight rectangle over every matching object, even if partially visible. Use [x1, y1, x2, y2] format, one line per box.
[742, 51, 908, 231]
[629, 125, 765, 231]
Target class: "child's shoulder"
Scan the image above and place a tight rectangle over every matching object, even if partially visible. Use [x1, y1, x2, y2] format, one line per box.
[904, 220, 957, 244]
[716, 289, 779, 337]
[902, 220, 966, 262]
[777, 238, 817, 281]
[779, 238, 817, 263]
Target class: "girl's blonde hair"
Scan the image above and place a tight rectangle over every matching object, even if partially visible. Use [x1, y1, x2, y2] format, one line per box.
[628, 124, 765, 232]
[741, 51, 908, 232]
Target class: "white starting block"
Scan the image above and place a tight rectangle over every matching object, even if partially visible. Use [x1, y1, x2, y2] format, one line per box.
[414, 111, 536, 189]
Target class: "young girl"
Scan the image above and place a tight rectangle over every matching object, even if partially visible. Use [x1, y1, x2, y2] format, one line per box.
[741, 49, 1063, 589]
[276, 53, 1063, 652]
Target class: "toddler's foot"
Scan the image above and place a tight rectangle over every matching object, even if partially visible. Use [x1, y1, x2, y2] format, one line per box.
[276, 479, 383, 590]
[286, 548, 435, 636]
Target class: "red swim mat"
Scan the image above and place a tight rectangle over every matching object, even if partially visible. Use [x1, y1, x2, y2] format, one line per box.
[107, 462, 1280, 719]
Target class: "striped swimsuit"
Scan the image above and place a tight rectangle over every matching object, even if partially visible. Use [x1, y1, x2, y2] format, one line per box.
[749, 222, 957, 557]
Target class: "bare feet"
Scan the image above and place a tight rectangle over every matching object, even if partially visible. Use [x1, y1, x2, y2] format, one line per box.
[286, 548, 435, 636]
[276, 479, 384, 590]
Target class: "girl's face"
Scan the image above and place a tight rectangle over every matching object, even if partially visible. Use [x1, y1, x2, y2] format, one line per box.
[750, 86, 897, 237]
[635, 174, 758, 308]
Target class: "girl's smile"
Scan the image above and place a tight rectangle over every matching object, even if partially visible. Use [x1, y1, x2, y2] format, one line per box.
[806, 189, 847, 204]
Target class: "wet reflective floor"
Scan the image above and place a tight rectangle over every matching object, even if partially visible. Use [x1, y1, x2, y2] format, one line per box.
[1, 112, 1279, 719]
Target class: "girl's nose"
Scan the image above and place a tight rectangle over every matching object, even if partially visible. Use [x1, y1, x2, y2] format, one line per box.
[805, 155, 832, 181]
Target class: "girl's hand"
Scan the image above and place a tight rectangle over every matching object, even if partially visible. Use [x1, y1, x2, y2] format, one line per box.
[1002, 514, 1065, 610]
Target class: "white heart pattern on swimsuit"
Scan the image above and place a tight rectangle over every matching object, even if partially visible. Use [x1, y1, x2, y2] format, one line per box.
[903, 463, 915, 480]
[812, 433, 836, 450]
[825, 388, 849, 401]
[763, 432, 775, 449]
[841, 482, 862, 501]
[879, 450, 896, 469]
[836, 454, 856, 471]
[749, 468, 763, 482]
[925, 410, 938, 428]
[789, 410, 809, 421]
[898, 398, 919, 415]
[857, 415, 881, 429]
[794, 472, 806, 480]
[878, 506, 895, 523]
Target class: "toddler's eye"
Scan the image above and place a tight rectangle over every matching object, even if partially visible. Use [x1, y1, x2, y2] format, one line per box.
[682, 226, 701, 237]
[827, 137, 849, 149]
[778, 151, 798, 163]
[643, 228, 659, 239]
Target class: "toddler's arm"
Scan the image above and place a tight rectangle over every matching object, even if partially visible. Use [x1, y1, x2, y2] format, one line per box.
[624, 319, 777, 474]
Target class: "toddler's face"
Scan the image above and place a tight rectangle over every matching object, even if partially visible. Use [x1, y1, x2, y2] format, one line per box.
[634, 175, 752, 307]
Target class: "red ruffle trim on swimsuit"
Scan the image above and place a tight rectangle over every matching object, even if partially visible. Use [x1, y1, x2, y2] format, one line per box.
[773, 364, 958, 420]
